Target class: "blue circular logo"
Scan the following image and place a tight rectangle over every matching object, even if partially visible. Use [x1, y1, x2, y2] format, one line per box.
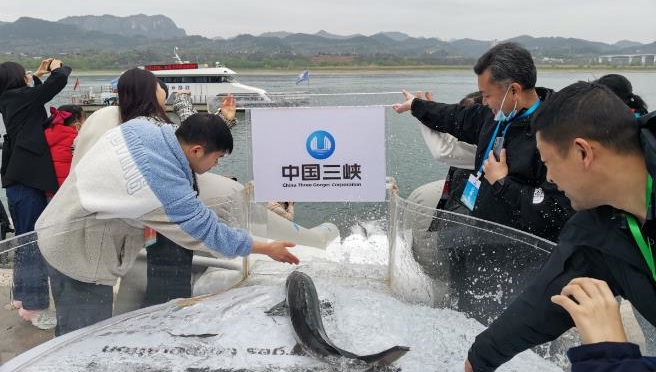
[306, 130, 335, 160]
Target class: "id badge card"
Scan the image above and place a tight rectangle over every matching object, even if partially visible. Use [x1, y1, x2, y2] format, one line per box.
[144, 226, 157, 247]
[460, 174, 481, 211]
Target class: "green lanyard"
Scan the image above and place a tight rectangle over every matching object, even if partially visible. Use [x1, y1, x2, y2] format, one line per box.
[626, 175, 655, 282]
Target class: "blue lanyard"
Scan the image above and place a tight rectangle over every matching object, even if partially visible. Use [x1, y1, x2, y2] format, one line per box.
[477, 99, 542, 175]
[515, 99, 542, 121]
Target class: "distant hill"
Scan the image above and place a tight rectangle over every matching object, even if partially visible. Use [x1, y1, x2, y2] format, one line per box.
[449, 38, 494, 58]
[314, 30, 363, 40]
[376, 32, 412, 42]
[58, 14, 186, 39]
[259, 31, 293, 39]
[613, 40, 643, 49]
[0, 15, 653, 69]
[619, 41, 656, 54]
[505, 35, 617, 58]
[0, 17, 141, 53]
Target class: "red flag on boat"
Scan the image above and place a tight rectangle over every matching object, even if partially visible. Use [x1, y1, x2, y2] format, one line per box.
[73, 77, 80, 91]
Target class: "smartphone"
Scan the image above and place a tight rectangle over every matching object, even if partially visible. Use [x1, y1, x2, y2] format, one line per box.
[492, 137, 504, 161]
[165, 91, 177, 105]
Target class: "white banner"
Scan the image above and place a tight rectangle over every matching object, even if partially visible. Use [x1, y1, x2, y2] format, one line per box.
[251, 106, 386, 202]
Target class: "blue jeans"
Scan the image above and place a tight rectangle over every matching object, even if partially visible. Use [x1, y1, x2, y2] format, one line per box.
[6, 184, 49, 310]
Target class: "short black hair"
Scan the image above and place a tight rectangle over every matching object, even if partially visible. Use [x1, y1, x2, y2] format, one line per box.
[473, 42, 536, 90]
[531, 81, 640, 155]
[176, 113, 233, 154]
[0, 61, 27, 95]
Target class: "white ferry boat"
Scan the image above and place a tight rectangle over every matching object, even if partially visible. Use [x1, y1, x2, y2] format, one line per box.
[70, 48, 308, 110]
[147, 48, 273, 107]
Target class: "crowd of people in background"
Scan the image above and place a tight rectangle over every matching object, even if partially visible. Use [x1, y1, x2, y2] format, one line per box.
[0, 40, 654, 371]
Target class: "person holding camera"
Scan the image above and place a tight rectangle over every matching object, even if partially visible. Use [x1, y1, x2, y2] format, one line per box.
[0, 58, 71, 329]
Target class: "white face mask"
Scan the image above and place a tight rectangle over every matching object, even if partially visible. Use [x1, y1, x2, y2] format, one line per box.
[494, 84, 518, 122]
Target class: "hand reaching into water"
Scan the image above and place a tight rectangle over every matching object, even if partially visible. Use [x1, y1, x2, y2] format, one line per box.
[551, 277, 627, 344]
[252, 240, 299, 264]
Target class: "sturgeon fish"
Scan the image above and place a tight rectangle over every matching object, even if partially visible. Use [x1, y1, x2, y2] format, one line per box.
[267, 271, 410, 370]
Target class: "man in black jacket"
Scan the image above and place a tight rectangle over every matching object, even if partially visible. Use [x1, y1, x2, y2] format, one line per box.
[464, 82, 656, 371]
[394, 42, 573, 242]
[394, 43, 574, 325]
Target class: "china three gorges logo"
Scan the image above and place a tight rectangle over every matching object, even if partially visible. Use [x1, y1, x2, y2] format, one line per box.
[306, 130, 335, 160]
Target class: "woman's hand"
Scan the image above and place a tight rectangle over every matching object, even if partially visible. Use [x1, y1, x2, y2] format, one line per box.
[34, 58, 53, 77]
[48, 59, 63, 72]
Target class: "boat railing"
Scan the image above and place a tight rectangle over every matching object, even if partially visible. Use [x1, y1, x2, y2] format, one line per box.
[61, 84, 117, 106]
[60, 84, 309, 110]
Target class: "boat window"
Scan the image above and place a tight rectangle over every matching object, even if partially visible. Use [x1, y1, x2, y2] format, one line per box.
[158, 76, 235, 84]
[159, 77, 181, 84]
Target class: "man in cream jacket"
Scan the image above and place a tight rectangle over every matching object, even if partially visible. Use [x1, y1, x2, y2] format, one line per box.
[36, 113, 298, 336]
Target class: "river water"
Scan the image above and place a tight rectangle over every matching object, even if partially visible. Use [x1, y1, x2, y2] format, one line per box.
[4, 69, 656, 235]
[220, 70, 656, 234]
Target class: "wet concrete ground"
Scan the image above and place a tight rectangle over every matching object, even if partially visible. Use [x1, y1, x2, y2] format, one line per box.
[0, 268, 54, 366]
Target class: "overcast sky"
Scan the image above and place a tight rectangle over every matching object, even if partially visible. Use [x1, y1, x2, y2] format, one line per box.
[2, 0, 655, 44]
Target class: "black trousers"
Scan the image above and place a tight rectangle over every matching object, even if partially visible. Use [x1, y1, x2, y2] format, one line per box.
[47, 265, 113, 336]
[142, 233, 193, 308]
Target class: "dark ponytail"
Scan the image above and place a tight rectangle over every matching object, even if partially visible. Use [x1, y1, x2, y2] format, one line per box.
[594, 74, 648, 115]
[629, 93, 649, 116]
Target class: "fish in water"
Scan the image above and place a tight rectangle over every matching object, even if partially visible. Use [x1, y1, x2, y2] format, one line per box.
[266, 271, 410, 370]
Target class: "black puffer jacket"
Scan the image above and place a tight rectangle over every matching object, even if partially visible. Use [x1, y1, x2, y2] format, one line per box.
[411, 87, 573, 241]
